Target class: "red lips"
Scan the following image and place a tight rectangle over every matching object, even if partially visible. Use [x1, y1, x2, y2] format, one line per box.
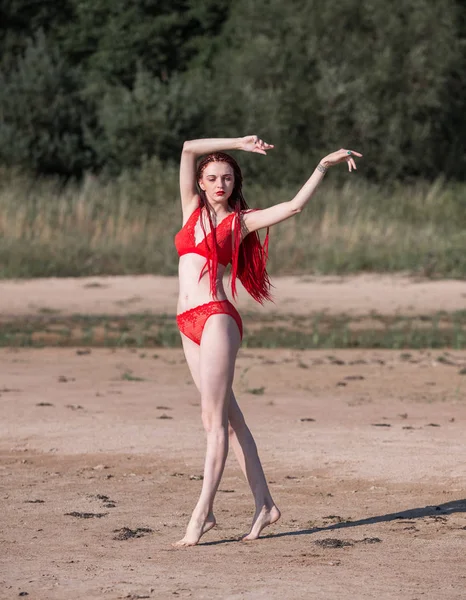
[216, 191, 225, 196]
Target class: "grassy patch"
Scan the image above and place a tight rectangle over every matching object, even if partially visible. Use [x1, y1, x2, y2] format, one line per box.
[247, 387, 266, 395]
[0, 311, 465, 349]
[1, 167, 466, 278]
[121, 371, 146, 382]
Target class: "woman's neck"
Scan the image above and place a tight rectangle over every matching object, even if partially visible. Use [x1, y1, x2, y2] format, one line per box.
[204, 200, 231, 217]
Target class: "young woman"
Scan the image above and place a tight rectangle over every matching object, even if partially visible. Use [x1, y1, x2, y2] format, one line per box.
[174, 136, 362, 546]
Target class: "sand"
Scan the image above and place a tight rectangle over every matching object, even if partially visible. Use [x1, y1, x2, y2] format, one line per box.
[1, 275, 465, 599]
[1, 273, 466, 317]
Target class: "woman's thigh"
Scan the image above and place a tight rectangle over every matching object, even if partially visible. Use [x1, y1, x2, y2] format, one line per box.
[199, 314, 241, 409]
[181, 333, 201, 391]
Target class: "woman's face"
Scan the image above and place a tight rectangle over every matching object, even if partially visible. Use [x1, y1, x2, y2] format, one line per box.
[199, 161, 235, 205]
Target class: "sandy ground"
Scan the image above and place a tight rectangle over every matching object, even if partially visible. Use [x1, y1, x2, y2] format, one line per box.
[1, 273, 466, 317]
[1, 276, 466, 600]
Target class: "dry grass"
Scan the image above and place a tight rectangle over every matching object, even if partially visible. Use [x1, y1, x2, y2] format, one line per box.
[1, 162, 465, 278]
[1, 311, 465, 349]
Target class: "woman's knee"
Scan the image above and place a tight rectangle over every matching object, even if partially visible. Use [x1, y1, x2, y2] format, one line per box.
[228, 397, 245, 430]
[201, 409, 228, 434]
[228, 412, 246, 438]
[228, 422, 235, 438]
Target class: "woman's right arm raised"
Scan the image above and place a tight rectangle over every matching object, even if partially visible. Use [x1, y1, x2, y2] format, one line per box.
[179, 136, 274, 217]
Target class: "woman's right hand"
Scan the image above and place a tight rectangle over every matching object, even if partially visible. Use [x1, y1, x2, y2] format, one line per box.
[239, 135, 274, 155]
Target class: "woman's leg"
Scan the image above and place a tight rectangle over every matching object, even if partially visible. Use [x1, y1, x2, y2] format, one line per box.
[176, 318, 280, 544]
[175, 314, 241, 546]
[228, 395, 281, 540]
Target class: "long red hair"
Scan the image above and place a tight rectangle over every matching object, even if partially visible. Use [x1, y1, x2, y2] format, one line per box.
[196, 152, 272, 304]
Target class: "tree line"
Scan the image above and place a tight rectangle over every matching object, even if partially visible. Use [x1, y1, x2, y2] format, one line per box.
[1, 0, 465, 186]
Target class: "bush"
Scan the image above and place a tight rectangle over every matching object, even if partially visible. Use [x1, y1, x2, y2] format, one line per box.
[0, 31, 94, 174]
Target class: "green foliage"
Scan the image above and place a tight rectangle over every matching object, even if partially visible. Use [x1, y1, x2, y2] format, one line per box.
[0, 0, 74, 71]
[0, 0, 464, 182]
[86, 68, 213, 171]
[63, 0, 198, 85]
[0, 31, 93, 174]
[206, 0, 464, 183]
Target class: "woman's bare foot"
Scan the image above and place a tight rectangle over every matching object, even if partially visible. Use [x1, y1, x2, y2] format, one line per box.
[242, 505, 281, 541]
[173, 512, 216, 547]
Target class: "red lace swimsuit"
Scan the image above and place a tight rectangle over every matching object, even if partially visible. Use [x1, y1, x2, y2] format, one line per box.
[174, 206, 243, 345]
[175, 205, 235, 267]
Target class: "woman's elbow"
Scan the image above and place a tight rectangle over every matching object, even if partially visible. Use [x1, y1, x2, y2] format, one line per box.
[182, 140, 195, 153]
[289, 203, 302, 216]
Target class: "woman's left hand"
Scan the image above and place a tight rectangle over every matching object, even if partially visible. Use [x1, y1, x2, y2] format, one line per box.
[321, 148, 363, 172]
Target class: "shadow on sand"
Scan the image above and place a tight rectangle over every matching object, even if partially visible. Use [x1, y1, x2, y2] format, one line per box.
[200, 498, 466, 546]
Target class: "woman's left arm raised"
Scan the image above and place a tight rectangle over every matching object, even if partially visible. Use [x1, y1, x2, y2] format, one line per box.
[243, 148, 362, 234]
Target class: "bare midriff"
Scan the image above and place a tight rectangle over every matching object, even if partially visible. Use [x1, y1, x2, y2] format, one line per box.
[177, 254, 229, 314]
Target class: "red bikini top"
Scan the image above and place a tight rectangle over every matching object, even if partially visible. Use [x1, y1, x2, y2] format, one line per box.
[174, 206, 236, 266]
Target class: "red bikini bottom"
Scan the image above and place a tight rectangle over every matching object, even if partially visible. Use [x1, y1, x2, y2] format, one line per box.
[176, 300, 243, 346]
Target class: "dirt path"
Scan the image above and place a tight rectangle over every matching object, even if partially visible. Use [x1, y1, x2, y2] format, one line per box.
[1, 345, 465, 599]
[1, 274, 466, 317]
